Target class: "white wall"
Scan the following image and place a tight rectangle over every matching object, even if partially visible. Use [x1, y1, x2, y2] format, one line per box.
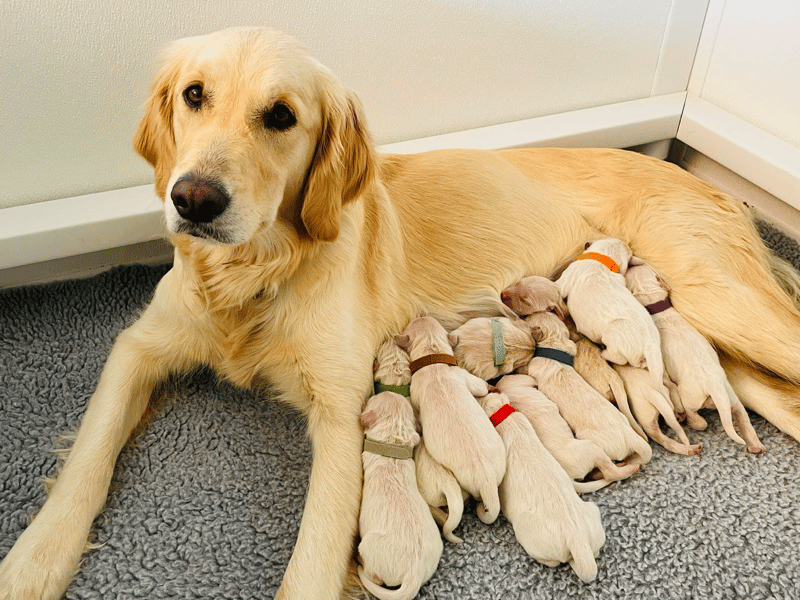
[0, 0, 685, 209]
[689, 0, 800, 148]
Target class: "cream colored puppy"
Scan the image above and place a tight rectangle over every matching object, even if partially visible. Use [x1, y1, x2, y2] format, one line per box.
[496, 375, 640, 490]
[556, 238, 690, 444]
[625, 264, 765, 453]
[414, 440, 468, 543]
[373, 338, 468, 541]
[501, 275, 568, 318]
[358, 392, 442, 600]
[478, 392, 605, 583]
[614, 364, 703, 456]
[525, 311, 652, 465]
[396, 316, 505, 524]
[373, 338, 413, 393]
[448, 317, 535, 380]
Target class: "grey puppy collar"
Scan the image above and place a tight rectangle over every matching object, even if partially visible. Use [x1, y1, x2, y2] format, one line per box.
[363, 438, 414, 460]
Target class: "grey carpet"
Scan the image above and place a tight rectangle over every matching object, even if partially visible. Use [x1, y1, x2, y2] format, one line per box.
[2, 224, 800, 600]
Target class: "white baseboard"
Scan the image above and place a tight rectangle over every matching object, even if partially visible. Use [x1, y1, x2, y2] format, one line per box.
[677, 94, 800, 211]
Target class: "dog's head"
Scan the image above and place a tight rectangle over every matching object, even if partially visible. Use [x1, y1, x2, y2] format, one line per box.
[134, 27, 375, 246]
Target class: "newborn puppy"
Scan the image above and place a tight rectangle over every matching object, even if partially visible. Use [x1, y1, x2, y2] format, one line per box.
[496, 375, 640, 490]
[478, 392, 605, 582]
[525, 311, 652, 465]
[556, 238, 689, 444]
[359, 392, 442, 600]
[568, 320, 645, 439]
[625, 264, 765, 453]
[414, 439, 468, 544]
[396, 316, 505, 523]
[501, 274, 568, 318]
[373, 337, 413, 394]
[614, 364, 703, 456]
[449, 317, 535, 380]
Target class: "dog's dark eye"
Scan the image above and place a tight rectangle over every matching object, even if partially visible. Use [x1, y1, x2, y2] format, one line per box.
[263, 103, 296, 131]
[183, 84, 204, 109]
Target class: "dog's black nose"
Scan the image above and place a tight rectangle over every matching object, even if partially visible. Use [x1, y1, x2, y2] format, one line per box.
[170, 176, 230, 223]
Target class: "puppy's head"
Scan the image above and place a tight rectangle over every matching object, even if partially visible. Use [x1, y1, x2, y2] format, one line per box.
[360, 392, 419, 447]
[585, 238, 634, 274]
[625, 264, 670, 301]
[134, 27, 375, 246]
[501, 275, 567, 319]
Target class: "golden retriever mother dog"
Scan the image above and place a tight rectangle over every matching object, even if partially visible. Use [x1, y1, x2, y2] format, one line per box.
[2, 26, 800, 600]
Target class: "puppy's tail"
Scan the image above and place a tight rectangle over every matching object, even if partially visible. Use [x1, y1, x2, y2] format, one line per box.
[476, 483, 501, 524]
[440, 478, 465, 543]
[568, 534, 599, 583]
[573, 479, 611, 493]
[610, 373, 646, 439]
[707, 381, 747, 447]
[720, 353, 800, 443]
[358, 566, 421, 600]
[595, 454, 640, 483]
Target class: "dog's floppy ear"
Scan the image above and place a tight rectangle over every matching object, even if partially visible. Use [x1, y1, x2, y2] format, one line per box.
[360, 409, 378, 430]
[301, 84, 376, 242]
[529, 325, 544, 343]
[394, 334, 410, 350]
[133, 40, 192, 199]
[657, 273, 672, 294]
[629, 255, 646, 267]
[447, 332, 459, 348]
[552, 298, 569, 321]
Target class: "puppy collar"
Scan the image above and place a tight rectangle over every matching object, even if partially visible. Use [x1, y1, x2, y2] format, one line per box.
[363, 438, 414, 460]
[373, 382, 411, 397]
[491, 318, 506, 367]
[576, 252, 620, 273]
[645, 298, 673, 315]
[533, 346, 575, 367]
[409, 353, 458, 374]
[489, 404, 515, 427]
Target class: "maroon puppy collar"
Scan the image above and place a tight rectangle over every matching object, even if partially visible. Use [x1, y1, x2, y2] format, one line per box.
[645, 299, 673, 315]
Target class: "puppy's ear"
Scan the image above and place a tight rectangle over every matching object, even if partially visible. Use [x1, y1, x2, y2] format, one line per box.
[394, 334, 410, 350]
[301, 83, 376, 242]
[530, 326, 544, 343]
[552, 298, 569, 321]
[657, 273, 672, 294]
[447, 332, 459, 348]
[629, 255, 646, 267]
[372, 358, 379, 373]
[360, 409, 378, 430]
[133, 40, 191, 199]
[410, 430, 421, 447]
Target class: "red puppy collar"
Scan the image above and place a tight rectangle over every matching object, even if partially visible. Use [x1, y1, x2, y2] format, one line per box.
[576, 252, 620, 273]
[490, 404, 515, 427]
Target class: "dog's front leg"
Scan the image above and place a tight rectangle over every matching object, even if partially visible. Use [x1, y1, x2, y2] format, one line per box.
[0, 272, 198, 600]
[276, 381, 368, 600]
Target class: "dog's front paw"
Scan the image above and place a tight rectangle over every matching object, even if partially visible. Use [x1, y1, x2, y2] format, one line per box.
[0, 539, 78, 600]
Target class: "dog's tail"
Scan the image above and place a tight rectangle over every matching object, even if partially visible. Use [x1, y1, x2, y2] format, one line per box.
[440, 478, 465, 543]
[476, 482, 501, 524]
[573, 479, 611, 493]
[568, 532, 599, 583]
[720, 353, 800, 443]
[609, 373, 646, 439]
[706, 380, 747, 446]
[595, 454, 640, 483]
[358, 566, 421, 600]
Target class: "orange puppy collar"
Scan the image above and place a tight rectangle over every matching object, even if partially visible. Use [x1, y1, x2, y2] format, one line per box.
[576, 252, 620, 273]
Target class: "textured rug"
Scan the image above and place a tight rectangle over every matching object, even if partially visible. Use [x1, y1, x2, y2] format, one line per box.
[2, 223, 800, 600]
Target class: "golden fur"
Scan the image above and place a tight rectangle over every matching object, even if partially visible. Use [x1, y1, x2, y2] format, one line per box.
[3, 26, 800, 600]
